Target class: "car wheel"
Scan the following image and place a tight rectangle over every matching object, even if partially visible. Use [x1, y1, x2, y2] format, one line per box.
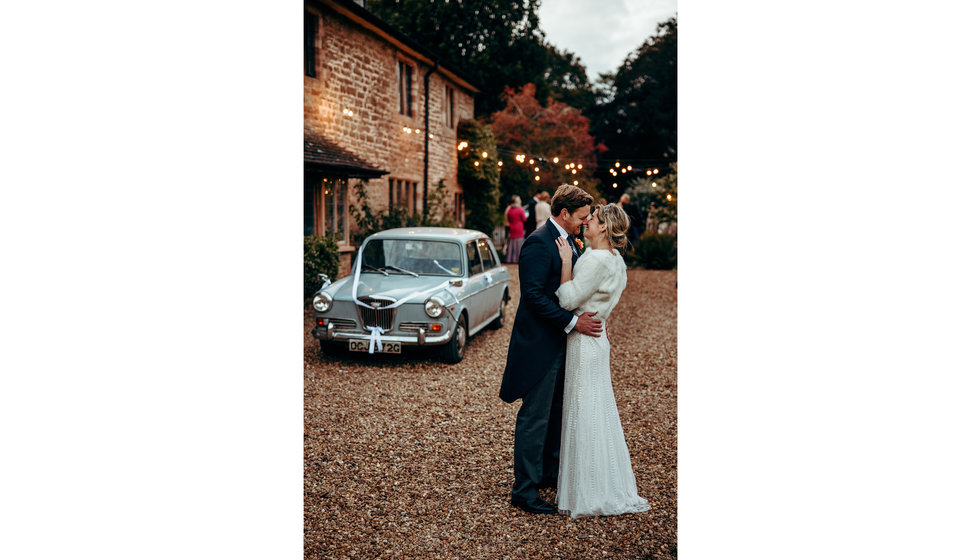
[443, 319, 467, 363]
[319, 340, 331, 355]
[490, 297, 506, 329]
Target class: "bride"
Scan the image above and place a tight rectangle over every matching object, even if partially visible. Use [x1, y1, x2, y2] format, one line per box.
[553, 203, 651, 519]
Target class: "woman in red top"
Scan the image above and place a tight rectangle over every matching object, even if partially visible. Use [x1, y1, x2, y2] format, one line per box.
[505, 195, 526, 263]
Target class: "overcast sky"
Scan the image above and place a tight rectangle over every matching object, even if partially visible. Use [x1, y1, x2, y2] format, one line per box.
[538, 0, 677, 83]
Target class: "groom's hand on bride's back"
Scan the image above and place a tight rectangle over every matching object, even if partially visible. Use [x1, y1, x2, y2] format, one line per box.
[574, 312, 603, 337]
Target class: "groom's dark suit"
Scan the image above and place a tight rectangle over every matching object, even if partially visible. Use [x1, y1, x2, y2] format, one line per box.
[500, 219, 579, 503]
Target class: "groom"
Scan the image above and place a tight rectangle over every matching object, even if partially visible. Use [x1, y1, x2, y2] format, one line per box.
[499, 183, 603, 514]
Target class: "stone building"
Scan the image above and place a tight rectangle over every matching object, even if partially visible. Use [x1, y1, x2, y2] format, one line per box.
[304, 0, 478, 276]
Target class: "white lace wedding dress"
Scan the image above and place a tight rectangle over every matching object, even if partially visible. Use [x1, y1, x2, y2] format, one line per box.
[555, 248, 650, 519]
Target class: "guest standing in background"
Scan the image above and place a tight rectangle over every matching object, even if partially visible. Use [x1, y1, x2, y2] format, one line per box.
[524, 188, 547, 239]
[505, 195, 526, 264]
[534, 191, 552, 230]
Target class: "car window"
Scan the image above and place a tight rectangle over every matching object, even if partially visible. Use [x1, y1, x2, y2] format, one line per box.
[477, 239, 495, 271]
[360, 239, 463, 276]
[466, 241, 482, 276]
[487, 241, 501, 267]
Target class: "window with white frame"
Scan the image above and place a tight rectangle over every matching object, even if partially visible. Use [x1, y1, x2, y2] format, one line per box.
[397, 61, 413, 116]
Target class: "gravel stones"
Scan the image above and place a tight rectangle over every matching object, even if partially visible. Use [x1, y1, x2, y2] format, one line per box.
[304, 266, 677, 559]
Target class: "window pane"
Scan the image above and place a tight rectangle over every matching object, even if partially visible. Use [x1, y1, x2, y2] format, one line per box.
[405, 65, 412, 116]
[337, 179, 347, 244]
[478, 240, 493, 270]
[304, 174, 315, 236]
[322, 179, 334, 234]
[397, 63, 403, 114]
[467, 241, 482, 276]
[304, 12, 317, 78]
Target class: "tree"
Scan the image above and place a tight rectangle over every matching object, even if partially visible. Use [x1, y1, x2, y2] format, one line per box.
[365, 0, 594, 116]
[456, 119, 502, 236]
[589, 17, 677, 199]
[490, 83, 600, 205]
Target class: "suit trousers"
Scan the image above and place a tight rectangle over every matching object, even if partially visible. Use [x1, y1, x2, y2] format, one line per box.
[511, 354, 565, 500]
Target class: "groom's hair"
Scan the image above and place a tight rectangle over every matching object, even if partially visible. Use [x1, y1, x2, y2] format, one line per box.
[551, 184, 593, 217]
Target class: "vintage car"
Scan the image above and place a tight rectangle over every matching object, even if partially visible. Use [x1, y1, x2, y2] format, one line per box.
[311, 227, 511, 363]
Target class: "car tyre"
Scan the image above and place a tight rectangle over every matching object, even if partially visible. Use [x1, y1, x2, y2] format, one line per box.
[319, 340, 331, 355]
[443, 319, 467, 363]
[490, 298, 506, 329]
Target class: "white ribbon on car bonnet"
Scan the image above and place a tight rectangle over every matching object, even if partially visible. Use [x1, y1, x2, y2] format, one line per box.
[349, 241, 461, 310]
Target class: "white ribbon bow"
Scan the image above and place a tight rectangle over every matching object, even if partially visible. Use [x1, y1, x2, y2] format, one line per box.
[366, 326, 386, 354]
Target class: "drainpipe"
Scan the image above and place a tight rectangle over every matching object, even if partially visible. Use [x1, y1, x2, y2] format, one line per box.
[423, 59, 439, 221]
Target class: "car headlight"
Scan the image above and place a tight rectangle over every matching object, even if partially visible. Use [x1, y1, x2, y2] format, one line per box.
[424, 297, 444, 318]
[313, 292, 333, 312]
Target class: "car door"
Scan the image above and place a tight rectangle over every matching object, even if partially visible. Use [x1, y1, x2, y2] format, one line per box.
[463, 240, 491, 327]
[477, 238, 506, 315]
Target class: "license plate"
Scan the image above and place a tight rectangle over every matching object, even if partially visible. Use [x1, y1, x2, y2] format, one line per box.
[348, 339, 401, 354]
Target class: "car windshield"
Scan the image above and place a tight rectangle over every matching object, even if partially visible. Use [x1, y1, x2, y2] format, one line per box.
[360, 239, 464, 277]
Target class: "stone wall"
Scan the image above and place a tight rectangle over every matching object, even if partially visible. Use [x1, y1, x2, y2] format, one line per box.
[304, 2, 474, 254]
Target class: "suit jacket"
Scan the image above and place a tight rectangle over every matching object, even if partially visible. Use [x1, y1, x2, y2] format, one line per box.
[499, 220, 579, 403]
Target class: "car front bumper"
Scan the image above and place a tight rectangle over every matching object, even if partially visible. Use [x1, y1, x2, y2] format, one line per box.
[312, 322, 454, 346]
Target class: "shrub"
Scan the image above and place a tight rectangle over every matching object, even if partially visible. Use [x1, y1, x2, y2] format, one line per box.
[304, 235, 340, 296]
[629, 232, 677, 270]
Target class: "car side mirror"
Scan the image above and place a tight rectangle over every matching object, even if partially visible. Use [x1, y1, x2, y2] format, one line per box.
[449, 279, 464, 287]
[318, 273, 331, 287]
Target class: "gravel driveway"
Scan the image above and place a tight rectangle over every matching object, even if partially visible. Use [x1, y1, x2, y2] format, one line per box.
[304, 265, 677, 559]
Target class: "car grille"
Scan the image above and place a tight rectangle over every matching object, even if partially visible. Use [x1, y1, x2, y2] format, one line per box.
[357, 296, 396, 330]
[327, 318, 357, 330]
[399, 322, 430, 333]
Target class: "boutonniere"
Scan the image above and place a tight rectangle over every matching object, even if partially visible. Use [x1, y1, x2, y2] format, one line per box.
[575, 238, 584, 251]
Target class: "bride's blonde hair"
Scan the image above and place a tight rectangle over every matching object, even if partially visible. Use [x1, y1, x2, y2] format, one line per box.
[595, 203, 630, 250]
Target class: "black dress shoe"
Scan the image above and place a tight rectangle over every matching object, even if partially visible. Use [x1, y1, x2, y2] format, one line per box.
[511, 495, 558, 514]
